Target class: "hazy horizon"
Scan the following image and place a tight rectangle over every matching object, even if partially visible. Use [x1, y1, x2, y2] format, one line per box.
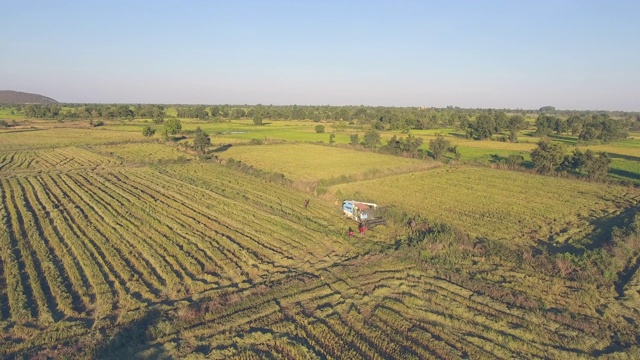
[2, 0, 639, 111]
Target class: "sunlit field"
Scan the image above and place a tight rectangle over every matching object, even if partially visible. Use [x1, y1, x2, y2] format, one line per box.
[331, 166, 640, 246]
[217, 143, 438, 181]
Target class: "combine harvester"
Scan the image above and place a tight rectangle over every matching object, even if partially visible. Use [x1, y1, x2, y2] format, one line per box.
[342, 200, 387, 228]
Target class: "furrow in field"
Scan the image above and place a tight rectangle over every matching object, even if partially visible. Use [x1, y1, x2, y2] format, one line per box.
[60, 172, 168, 296]
[0, 243, 10, 321]
[84, 171, 225, 287]
[0, 179, 33, 321]
[15, 177, 82, 317]
[325, 310, 399, 359]
[29, 175, 94, 310]
[87, 171, 211, 284]
[52, 173, 155, 305]
[0, 152, 17, 171]
[117, 169, 292, 269]
[337, 305, 438, 359]
[160, 164, 347, 241]
[381, 302, 503, 360]
[4, 178, 52, 321]
[38, 174, 117, 316]
[136, 168, 345, 263]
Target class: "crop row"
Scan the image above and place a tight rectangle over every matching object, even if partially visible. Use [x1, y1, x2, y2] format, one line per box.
[161, 162, 351, 241]
[147, 259, 617, 359]
[0, 147, 119, 173]
[0, 165, 354, 329]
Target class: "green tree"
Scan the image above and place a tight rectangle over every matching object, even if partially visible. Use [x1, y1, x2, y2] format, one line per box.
[553, 118, 568, 134]
[163, 118, 182, 136]
[535, 114, 557, 136]
[429, 134, 451, 160]
[193, 127, 211, 155]
[585, 152, 611, 180]
[142, 125, 156, 137]
[335, 120, 347, 132]
[152, 111, 164, 124]
[467, 114, 495, 140]
[567, 115, 584, 135]
[579, 114, 627, 142]
[448, 145, 461, 160]
[384, 134, 423, 156]
[363, 129, 380, 149]
[507, 115, 527, 142]
[530, 140, 565, 174]
[493, 111, 508, 133]
[315, 125, 325, 133]
[455, 113, 470, 131]
[506, 153, 524, 168]
[349, 133, 360, 146]
[564, 149, 611, 180]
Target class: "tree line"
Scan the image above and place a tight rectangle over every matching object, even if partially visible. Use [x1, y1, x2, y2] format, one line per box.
[10, 104, 639, 141]
[530, 141, 612, 180]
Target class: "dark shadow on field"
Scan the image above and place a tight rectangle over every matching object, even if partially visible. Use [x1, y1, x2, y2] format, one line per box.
[535, 239, 585, 258]
[0, 128, 42, 134]
[609, 168, 640, 182]
[171, 135, 187, 141]
[547, 134, 578, 145]
[608, 153, 640, 163]
[96, 308, 162, 359]
[425, 150, 435, 159]
[487, 154, 535, 169]
[211, 143, 233, 153]
[448, 132, 467, 139]
[538, 207, 638, 256]
[489, 154, 507, 163]
[521, 160, 534, 169]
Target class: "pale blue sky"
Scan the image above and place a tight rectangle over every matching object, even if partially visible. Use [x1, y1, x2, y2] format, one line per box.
[1, 0, 639, 110]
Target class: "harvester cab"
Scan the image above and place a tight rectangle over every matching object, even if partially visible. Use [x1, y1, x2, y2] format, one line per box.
[342, 200, 386, 228]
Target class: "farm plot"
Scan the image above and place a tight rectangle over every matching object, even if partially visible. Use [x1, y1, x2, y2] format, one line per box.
[0, 147, 119, 173]
[331, 166, 640, 246]
[217, 143, 438, 181]
[91, 143, 195, 163]
[0, 165, 355, 353]
[95, 256, 634, 359]
[0, 128, 143, 150]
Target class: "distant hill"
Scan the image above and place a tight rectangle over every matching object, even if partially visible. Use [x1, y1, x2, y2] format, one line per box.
[0, 90, 58, 104]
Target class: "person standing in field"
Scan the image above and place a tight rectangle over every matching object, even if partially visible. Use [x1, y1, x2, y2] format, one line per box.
[304, 199, 310, 209]
[359, 222, 365, 237]
[348, 227, 354, 237]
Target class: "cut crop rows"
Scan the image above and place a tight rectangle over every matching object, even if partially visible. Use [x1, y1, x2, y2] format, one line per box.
[127, 257, 622, 359]
[0, 147, 119, 173]
[0, 164, 354, 334]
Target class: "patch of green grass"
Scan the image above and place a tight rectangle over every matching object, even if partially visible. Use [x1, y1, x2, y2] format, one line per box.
[610, 158, 640, 184]
[0, 108, 25, 120]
